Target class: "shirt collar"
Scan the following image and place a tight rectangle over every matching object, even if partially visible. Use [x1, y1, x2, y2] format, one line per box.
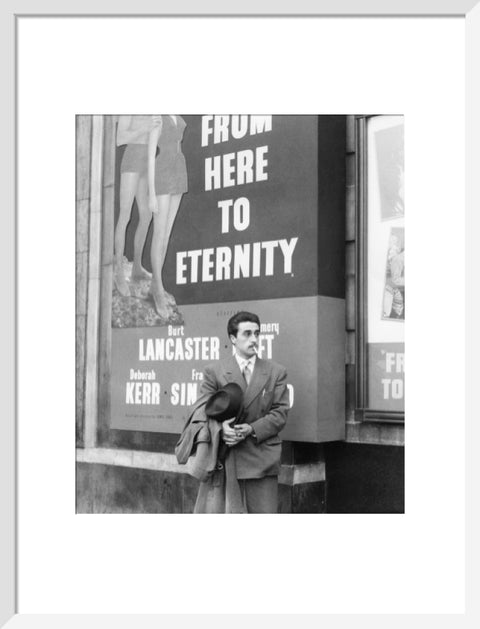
[235, 353, 257, 371]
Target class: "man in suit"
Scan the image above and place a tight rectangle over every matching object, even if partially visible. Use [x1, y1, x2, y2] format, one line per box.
[198, 311, 290, 513]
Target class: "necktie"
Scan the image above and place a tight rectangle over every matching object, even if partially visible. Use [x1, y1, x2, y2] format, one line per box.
[243, 361, 252, 386]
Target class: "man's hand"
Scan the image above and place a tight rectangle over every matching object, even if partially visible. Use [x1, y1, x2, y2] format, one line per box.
[234, 423, 254, 441]
[222, 417, 242, 447]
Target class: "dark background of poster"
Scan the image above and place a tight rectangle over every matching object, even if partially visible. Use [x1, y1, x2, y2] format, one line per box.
[114, 115, 345, 304]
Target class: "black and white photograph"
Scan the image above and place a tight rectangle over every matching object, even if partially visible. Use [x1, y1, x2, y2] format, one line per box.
[75, 114, 404, 514]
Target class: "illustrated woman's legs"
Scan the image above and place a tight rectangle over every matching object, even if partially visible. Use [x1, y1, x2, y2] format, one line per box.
[131, 176, 153, 280]
[163, 194, 183, 259]
[115, 171, 140, 295]
[150, 194, 171, 317]
[160, 194, 183, 306]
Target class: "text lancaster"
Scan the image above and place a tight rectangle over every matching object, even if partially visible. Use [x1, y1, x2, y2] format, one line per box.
[138, 336, 220, 361]
[176, 237, 298, 285]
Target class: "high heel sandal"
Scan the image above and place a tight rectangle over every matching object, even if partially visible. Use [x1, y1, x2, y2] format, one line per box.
[131, 267, 153, 281]
[114, 265, 130, 297]
[150, 283, 172, 320]
[148, 285, 176, 307]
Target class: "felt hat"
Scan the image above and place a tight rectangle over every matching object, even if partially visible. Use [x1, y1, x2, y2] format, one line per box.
[205, 382, 244, 422]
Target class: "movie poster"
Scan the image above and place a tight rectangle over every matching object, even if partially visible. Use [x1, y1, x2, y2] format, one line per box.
[367, 116, 405, 412]
[110, 115, 345, 440]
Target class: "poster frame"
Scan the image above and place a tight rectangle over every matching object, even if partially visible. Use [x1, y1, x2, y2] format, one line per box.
[355, 115, 405, 423]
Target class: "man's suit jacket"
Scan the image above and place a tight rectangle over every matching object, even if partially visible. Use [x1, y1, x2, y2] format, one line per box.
[200, 355, 289, 479]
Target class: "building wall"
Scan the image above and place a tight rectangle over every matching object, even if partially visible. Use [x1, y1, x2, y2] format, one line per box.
[76, 116, 92, 448]
[76, 459, 326, 514]
[324, 443, 404, 513]
[76, 462, 200, 514]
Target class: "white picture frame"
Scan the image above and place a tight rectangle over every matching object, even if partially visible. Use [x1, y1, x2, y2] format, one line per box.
[3, 0, 478, 625]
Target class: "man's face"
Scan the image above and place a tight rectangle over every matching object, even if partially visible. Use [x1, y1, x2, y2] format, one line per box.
[231, 321, 260, 360]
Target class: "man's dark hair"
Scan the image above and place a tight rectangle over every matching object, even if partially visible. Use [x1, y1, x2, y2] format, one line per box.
[227, 311, 261, 338]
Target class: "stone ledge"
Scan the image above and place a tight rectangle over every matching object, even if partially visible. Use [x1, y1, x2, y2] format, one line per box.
[279, 462, 325, 486]
[76, 447, 191, 474]
[76, 447, 325, 486]
[345, 421, 405, 446]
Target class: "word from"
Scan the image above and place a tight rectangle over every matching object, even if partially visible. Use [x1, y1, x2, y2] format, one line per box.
[201, 115, 272, 146]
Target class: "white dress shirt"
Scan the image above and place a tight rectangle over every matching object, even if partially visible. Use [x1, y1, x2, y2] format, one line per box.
[235, 353, 257, 379]
[234, 353, 257, 438]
